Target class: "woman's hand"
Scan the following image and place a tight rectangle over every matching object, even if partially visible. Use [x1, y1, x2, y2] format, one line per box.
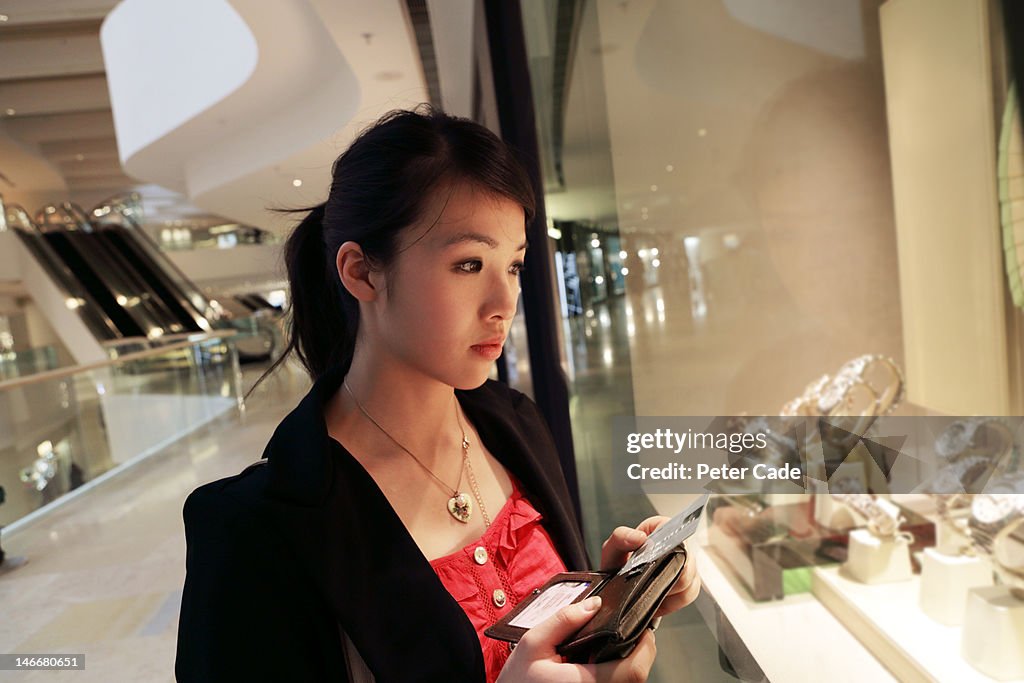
[496, 596, 657, 682]
[600, 516, 701, 618]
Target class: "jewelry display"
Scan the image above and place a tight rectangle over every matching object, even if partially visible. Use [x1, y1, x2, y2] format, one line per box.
[935, 418, 989, 459]
[344, 381, 488, 526]
[967, 483, 1024, 596]
[926, 456, 994, 495]
[831, 493, 910, 541]
[831, 494, 914, 584]
[780, 355, 905, 418]
[928, 419, 1018, 492]
[918, 547, 994, 625]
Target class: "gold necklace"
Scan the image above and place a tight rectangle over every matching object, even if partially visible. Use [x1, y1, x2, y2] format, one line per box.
[456, 406, 491, 527]
[344, 380, 484, 525]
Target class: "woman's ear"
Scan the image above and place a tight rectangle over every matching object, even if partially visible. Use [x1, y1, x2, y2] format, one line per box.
[336, 241, 380, 302]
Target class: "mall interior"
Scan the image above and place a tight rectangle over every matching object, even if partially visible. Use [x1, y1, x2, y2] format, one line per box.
[1, 0, 1024, 681]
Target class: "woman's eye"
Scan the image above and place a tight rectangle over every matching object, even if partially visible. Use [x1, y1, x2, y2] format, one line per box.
[510, 261, 526, 275]
[456, 260, 482, 273]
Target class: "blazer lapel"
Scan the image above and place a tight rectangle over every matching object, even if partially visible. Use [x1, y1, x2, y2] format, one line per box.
[261, 368, 585, 682]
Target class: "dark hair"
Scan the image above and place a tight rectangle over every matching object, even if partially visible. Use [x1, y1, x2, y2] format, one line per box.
[257, 105, 536, 387]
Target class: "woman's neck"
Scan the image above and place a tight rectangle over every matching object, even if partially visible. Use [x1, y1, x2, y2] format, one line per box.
[326, 346, 467, 469]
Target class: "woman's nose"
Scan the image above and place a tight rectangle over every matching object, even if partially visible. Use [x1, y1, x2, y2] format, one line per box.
[486, 272, 520, 320]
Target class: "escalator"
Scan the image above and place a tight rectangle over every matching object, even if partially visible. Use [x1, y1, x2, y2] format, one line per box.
[35, 204, 179, 339]
[10, 194, 278, 363]
[6, 204, 124, 341]
[92, 194, 218, 332]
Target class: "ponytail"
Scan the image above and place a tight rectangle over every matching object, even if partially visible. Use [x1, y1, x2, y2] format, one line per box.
[250, 203, 357, 394]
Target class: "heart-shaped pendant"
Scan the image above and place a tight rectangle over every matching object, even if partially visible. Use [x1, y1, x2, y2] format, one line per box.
[447, 492, 472, 523]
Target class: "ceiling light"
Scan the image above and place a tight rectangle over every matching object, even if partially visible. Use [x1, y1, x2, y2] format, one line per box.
[0, 15, 8, 22]
[292, 179, 302, 187]
[650, 185, 658, 192]
[666, 164, 674, 172]
[651, 248, 659, 256]
[75, 154, 85, 161]
[621, 267, 629, 275]
[4, 108, 14, 116]
[652, 258, 661, 268]
[698, 128, 707, 137]
[590, 238, 601, 248]
[619, 250, 627, 259]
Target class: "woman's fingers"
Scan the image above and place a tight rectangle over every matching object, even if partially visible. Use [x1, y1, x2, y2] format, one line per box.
[600, 526, 648, 570]
[636, 515, 670, 536]
[518, 596, 603, 657]
[654, 548, 701, 618]
[578, 628, 657, 683]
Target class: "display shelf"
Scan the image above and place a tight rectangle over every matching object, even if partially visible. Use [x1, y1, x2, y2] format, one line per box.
[812, 566, 1022, 683]
[646, 493, 898, 682]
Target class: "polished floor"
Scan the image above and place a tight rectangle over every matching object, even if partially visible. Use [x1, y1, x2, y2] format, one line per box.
[0, 365, 309, 682]
[0, 289, 744, 682]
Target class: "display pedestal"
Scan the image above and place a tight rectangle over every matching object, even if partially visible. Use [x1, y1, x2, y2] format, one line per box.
[706, 497, 934, 602]
[843, 529, 912, 584]
[813, 566, 1021, 682]
[935, 513, 973, 555]
[919, 549, 993, 625]
[962, 586, 1024, 680]
[814, 494, 862, 530]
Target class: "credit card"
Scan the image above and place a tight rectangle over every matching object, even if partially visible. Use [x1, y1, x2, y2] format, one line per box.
[618, 492, 710, 575]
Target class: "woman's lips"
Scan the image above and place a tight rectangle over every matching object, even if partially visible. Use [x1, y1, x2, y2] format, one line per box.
[470, 342, 504, 361]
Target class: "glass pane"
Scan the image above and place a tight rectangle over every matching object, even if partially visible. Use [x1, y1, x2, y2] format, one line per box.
[0, 334, 242, 529]
[521, 1, 1017, 681]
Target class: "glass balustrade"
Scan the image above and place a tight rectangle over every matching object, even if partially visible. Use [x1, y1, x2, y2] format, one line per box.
[0, 333, 242, 531]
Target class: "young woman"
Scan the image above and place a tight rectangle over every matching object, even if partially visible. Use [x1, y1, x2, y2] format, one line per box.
[174, 107, 700, 682]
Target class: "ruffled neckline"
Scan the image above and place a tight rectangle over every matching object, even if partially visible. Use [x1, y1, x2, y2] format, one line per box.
[429, 477, 544, 569]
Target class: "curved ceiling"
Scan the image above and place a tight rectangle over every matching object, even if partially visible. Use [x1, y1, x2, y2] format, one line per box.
[101, 0, 429, 231]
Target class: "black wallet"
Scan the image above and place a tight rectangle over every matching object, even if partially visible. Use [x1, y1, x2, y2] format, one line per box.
[485, 493, 708, 663]
[485, 549, 687, 663]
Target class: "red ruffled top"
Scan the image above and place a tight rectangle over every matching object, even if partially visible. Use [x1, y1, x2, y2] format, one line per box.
[430, 477, 567, 682]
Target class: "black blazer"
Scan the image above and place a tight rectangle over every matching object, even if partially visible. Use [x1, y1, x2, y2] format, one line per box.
[175, 366, 590, 682]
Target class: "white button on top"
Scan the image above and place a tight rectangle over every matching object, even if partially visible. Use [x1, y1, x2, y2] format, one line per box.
[492, 588, 507, 608]
[474, 546, 488, 565]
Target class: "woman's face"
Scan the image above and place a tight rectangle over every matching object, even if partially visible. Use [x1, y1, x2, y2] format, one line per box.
[371, 182, 527, 390]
